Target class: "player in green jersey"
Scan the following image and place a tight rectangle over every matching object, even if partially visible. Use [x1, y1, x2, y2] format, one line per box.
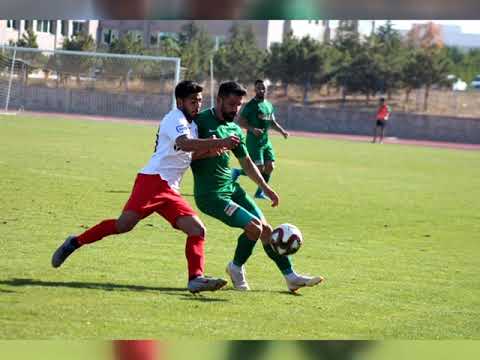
[191, 81, 323, 292]
[231, 79, 289, 199]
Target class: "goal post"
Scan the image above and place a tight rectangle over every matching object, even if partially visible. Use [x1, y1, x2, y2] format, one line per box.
[0, 45, 181, 118]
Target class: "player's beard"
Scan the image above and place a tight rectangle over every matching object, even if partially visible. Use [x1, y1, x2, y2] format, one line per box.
[221, 105, 236, 122]
[180, 108, 196, 121]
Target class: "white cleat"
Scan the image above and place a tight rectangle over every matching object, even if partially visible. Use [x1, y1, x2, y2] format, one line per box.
[285, 273, 325, 293]
[226, 261, 250, 291]
[187, 276, 227, 294]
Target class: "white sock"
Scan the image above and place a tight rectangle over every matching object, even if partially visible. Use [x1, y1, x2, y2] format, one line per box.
[230, 262, 242, 271]
[285, 271, 299, 281]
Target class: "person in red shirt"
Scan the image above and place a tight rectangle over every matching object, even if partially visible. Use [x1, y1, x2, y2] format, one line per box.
[114, 340, 159, 360]
[372, 98, 391, 144]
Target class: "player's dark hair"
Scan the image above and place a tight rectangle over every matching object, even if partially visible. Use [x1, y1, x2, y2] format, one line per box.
[379, 97, 385, 102]
[254, 79, 264, 86]
[218, 81, 247, 98]
[175, 80, 203, 99]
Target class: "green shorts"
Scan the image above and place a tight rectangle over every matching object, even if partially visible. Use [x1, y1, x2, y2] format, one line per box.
[195, 183, 264, 229]
[246, 138, 276, 166]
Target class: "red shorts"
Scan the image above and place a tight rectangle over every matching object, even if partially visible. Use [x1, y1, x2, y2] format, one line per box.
[123, 173, 196, 228]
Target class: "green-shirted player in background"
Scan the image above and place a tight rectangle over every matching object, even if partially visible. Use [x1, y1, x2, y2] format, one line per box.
[231, 79, 289, 199]
[191, 81, 324, 292]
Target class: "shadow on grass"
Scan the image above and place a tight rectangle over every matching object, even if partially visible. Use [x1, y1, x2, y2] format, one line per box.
[0, 278, 228, 302]
[0, 288, 16, 293]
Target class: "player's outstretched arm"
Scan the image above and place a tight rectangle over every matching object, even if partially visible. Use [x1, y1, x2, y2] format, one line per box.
[175, 134, 239, 152]
[239, 156, 279, 207]
[271, 115, 289, 139]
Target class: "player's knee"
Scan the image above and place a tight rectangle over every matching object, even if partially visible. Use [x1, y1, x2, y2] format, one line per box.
[260, 222, 272, 245]
[188, 220, 206, 238]
[262, 222, 272, 238]
[116, 218, 136, 233]
[245, 218, 262, 240]
[116, 212, 139, 233]
[265, 162, 275, 173]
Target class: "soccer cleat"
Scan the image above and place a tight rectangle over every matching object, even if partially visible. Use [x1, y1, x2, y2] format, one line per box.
[226, 261, 250, 291]
[231, 168, 242, 182]
[254, 188, 268, 200]
[285, 273, 325, 293]
[187, 276, 227, 294]
[51, 235, 80, 268]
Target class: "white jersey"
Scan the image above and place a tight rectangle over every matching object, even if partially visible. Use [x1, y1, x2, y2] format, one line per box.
[140, 108, 197, 191]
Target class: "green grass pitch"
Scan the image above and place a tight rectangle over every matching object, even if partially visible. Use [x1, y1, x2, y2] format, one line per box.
[0, 115, 479, 339]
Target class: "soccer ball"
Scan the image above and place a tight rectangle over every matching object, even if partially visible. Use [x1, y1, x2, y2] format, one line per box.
[270, 223, 303, 256]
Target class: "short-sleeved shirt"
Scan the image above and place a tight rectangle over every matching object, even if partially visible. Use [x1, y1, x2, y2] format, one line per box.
[191, 108, 248, 198]
[376, 104, 391, 121]
[140, 108, 197, 191]
[241, 98, 275, 147]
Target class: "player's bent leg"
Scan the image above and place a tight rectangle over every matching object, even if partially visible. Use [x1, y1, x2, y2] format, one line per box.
[116, 211, 141, 233]
[259, 222, 272, 245]
[264, 161, 275, 176]
[176, 215, 227, 293]
[51, 211, 140, 269]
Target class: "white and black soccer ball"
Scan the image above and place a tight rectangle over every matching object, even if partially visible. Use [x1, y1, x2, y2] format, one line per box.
[270, 223, 303, 256]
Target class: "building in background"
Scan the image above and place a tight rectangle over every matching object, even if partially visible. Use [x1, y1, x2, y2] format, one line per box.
[0, 20, 99, 50]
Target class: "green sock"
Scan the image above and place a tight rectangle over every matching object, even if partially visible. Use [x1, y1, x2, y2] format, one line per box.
[263, 244, 293, 275]
[262, 172, 271, 183]
[256, 173, 271, 195]
[233, 233, 257, 267]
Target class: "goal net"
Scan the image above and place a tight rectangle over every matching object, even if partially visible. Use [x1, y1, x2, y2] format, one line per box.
[0, 45, 181, 119]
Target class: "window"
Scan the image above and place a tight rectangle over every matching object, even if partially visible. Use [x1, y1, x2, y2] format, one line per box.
[102, 28, 119, 45]
[24, 20, 32, 31]
[36, 20, 51, 33]
[49, 20, 56, 34]
[150, 32, 179, 47]
[72, 21, 85, 36]
[127, 30, 143, 43]
[6, 20, 18, 29]
[61, 20, 68, 36]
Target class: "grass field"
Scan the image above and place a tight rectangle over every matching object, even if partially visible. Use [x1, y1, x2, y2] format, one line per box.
[0, 115, 479, 339]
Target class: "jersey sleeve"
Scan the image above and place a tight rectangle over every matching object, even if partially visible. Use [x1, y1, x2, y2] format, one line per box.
[163, 112, 192, 141]
[231, 126, 248, 159]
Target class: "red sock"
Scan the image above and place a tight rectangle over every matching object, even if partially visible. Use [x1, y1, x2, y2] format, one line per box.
[185, 235, 205, 280]
[76, 219, 118, 246]
[113, 340, 159, 360]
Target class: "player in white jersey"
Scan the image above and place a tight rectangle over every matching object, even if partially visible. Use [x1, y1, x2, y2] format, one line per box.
[51, 81, 240, 293]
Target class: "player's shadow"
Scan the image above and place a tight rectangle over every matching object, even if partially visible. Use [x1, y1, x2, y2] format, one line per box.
[0, 278, 227, 302]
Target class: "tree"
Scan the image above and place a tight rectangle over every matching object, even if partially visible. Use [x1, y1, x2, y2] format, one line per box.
[402, 47, 452, 111]
[104, 33, 144, 90]
[265, 31, 298, 96]
[15, 28, 38, 48]
[178, 22, 214, 82]
[291, 36, 331, 103]
[371, 21, 407, 99]
[213, 23, 266, 85]
[60, 33, 96, 86]
[12, 28, 45, 84]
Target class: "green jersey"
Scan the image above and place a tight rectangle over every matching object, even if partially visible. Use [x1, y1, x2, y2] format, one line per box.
[191, 108, 248, 197]
[240, 98, 275, 146]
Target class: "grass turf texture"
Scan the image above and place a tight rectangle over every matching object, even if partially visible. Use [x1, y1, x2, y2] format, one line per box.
[0, 115, 479, 339]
